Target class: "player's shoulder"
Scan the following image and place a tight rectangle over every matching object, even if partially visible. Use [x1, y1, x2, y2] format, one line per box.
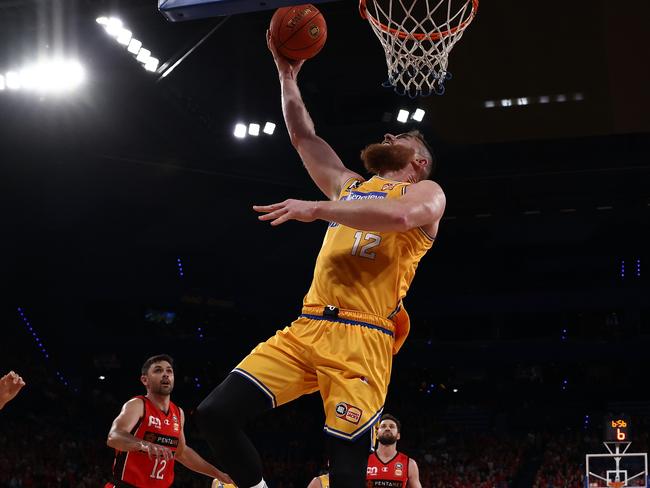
[124, 396, 146, 409]
[410, 179, 443, 192]
[176, 404, 185, 422]
[118, 397, 146, 418]
[341, 175, 366, 191]
[307, 475, 324, 488]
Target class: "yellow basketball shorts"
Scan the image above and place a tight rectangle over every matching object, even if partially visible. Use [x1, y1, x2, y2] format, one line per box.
[233, 305, 395, 441]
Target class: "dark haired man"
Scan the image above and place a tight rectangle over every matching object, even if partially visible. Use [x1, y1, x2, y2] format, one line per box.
[367, 414, 422, 488]
[105, 354, 231, 488]
[308, 414, 422, 488]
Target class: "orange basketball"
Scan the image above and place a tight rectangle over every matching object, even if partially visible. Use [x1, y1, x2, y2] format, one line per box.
[270, 4, 327, 61]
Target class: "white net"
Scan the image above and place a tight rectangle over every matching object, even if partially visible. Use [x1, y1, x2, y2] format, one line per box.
[360, 0, 478, 97]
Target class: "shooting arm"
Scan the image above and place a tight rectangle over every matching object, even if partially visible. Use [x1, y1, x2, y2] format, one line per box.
[279, 72, 362, 200]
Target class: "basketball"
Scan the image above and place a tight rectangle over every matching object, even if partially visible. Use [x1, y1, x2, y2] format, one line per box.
[270, 4, 327, 61]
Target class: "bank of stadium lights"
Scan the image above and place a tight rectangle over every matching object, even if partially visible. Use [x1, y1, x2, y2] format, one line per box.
[0, 60, 85, 94]
[396, 108, 426, 123]
[233, 121, 276, 139]
[96, 16, 159, 73]
[484, 93, 584, 109]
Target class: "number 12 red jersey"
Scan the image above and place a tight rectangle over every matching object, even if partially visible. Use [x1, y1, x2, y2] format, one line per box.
[109, 396, 181, 488]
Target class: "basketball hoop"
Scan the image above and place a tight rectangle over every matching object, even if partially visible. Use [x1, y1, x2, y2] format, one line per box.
[608, 481, 626, 488]
[360, 0, 478, 97]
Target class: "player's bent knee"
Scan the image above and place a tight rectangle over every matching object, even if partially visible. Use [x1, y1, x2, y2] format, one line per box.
[196, 373, 271, 432]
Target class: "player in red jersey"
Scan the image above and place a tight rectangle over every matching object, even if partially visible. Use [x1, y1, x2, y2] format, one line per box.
[366, 414, 422, 488]
[308, 415, 422, 488]
[105, 354, 232, 488]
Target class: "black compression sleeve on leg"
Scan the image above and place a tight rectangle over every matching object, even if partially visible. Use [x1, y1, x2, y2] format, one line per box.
[328, 431, 372, 488]
[195, 372, 271, 488]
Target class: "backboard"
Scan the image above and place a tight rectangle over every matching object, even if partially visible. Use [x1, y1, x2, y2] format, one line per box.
[159, 0, 339, 22]
[586, 452, 648, 488]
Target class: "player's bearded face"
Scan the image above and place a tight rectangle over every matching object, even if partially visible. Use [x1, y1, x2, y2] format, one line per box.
[145, 362, 174, 396]
[361, 142, 415, 174]
[153, 375, 174, 396]
[378, 430, 398, 445]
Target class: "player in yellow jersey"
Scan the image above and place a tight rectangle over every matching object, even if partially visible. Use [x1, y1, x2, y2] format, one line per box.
[195, 31, 446, 488]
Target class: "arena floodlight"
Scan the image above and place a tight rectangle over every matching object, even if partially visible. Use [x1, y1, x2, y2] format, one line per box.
[127, 38, 142, 55]
[396, 109, 409, 123]
[484, 100, 495, 108]
[116, 28, 133, 46]
[263, 122, 276, 135]
[412, 108, 425, 122]
[144, 57, 159, 72]
[63, 61, 86, 90]
[539, 95, 550, 104]
[516, 97, 528, 106]
[136, 48, 151, 64]
[234, 123, 247, 139]
[96, 16, 109, 25]
[30, 60, 85, 92]
[99, 375, 106, 380]
[500, 99, 512, 107]
[6, 71, 21, 90]
[248, 123, 260, 136]
[105, 17, 123, 37]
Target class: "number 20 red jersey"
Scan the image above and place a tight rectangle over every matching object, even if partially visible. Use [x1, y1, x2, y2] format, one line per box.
[366, 451, 410, 488]
[107, 396, 182, 488]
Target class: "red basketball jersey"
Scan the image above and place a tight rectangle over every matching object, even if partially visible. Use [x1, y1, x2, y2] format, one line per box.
[366, 451, 410, 488]
[109, 396, 182, 488]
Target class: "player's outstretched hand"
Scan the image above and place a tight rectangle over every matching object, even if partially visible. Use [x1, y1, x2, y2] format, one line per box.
[0, 371, 26, 410]
[266, 29, 305, 80]
[140, 441, 173, 461]
[211, 468, 235, 487]
[254, 199, 318, 226]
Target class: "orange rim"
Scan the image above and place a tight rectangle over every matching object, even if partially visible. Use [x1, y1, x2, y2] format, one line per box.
[359, 0, 479, 41]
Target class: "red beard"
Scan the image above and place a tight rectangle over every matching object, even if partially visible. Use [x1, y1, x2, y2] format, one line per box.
[360, 143, 415, 175]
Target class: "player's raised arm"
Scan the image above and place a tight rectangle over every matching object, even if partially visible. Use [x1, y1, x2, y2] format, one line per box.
[107, 398, 172, 460]
[267, 30, 362, 201]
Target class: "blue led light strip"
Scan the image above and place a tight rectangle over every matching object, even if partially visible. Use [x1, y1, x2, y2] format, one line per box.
[177, 257, 184, 278]
[17, 307, 73, 389]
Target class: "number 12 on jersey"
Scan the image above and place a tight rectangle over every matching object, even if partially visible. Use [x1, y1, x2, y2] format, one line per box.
[351, 231, 382, 259]
[150, 458, 167, 480]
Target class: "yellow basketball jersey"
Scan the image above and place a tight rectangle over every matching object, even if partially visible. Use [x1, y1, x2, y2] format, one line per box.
[303, 175, 434, 319]
[318, 474, 330, 488]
